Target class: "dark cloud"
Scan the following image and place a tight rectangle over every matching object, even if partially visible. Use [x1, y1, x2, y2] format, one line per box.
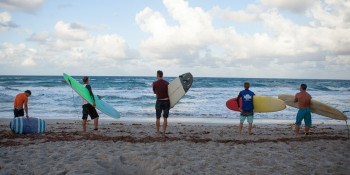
[0, 0, 45, 13]
[0, 20, 18, 28]
[69, 22, 86, 30]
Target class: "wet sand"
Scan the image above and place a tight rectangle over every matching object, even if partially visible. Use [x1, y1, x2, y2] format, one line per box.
[0, 118, 349, 175]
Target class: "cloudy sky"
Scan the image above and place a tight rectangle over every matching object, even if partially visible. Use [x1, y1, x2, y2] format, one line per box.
[0, 0, 349, 79]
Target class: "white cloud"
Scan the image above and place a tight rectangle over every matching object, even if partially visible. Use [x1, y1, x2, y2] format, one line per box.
[136, 0, 216, 65]
[326, 55, 350, 65]
[132, 0, 350, 79]
[209, 6, 258, 22]
[22, 57, 36, 66]
[307, 0, 350, 28]
[1, 0, 349, 79]
[54, 21, 89, 41]
[0, 0, 45, 12]
[0, 43, 38, 66]
[86, 35, 127, 60]
[0, 12, 18, 32]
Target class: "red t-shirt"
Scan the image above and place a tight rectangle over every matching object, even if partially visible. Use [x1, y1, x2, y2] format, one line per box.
[153, 79, 169, 99]
[14, 93, 28, 108]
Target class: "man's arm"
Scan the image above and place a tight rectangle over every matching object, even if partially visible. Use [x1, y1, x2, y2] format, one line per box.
[86, 85, 96, 106]
[24, 103, 29, 118]
[294, 94, 298, 103]
[237, 92, 242, 109]
[152, 82, 156, 94]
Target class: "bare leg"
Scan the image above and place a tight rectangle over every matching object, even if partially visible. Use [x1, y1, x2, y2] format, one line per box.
[239, 123, 243, 134]
[163, 118, 168, 138]
[156, 118, 160, 137]
[94, 118, 99, 130]
[304, 126, 310, 135]
[295, 125, 300, 135]
[82, 119, 87, 132]
[248, 123, 253, 135]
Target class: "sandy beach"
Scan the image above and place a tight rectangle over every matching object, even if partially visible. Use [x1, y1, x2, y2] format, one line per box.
[0, 118, 349, 175]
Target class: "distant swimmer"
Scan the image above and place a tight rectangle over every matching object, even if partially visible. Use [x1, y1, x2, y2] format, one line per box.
[13, 90, 31, 118]
[153, 70, 170, 139]
[294, 84, 312, 135]
[237, 82, 255, 135]
[81, 76, 99, 132]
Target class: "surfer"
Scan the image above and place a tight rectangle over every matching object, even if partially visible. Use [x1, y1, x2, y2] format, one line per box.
[294, 84, 312, 135]
[152, 70, 170, 138]
[81, 76, 99, 132]
[237, 82, 255, 135]
[13, 90, 31, 118]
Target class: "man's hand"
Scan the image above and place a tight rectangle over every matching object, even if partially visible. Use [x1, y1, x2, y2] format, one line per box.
[239, 107, 243, 112]
[26, 114, 30, 119]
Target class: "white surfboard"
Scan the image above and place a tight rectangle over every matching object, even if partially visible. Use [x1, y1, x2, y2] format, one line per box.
[278, 94, 347, 120]
[168, 73, 193, 108]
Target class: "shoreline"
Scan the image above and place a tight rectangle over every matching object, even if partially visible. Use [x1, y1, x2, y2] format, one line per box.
[1, 116, 348, 125]
[1, 118, 349, 174]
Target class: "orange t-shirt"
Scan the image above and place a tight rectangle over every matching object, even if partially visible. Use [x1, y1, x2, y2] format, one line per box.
[14, 93, 28, 108]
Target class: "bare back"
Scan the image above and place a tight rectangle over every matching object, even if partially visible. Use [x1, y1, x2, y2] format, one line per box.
[295, 91, 312, 109]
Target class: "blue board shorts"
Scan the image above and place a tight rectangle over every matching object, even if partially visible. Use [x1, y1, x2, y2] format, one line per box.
[240, 111, 254, 123]
[296, 108, 312, 127]
[240, 115, 254, 123]
[155, 100, 170, 119]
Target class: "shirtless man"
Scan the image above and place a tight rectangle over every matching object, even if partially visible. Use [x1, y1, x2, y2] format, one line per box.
[294, 84, 312, 135]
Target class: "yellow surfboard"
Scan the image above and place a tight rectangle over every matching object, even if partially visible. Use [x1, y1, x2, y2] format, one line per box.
[226, 96, 286, 113]
[278, 94, 347, 120]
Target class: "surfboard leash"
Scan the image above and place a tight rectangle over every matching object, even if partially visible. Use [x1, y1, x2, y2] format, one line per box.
[71, 89, 80, 119]
[343, 111, 349, 139]
[345, 120, 349, 139]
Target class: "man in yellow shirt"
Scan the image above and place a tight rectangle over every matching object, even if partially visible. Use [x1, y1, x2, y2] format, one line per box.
[13, 90, 31, 118]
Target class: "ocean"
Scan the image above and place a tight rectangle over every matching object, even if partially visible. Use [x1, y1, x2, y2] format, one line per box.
[1, 75, 349, 124]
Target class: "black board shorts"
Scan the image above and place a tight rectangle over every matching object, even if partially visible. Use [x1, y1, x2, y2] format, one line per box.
[155, 100, 170, 119]
[14, 108, 24, 117]
[82, 104, 99, 120]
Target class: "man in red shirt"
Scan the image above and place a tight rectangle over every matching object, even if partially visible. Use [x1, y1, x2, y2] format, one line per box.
[152, 70, 170, 138]
[13, 90, 31, 118]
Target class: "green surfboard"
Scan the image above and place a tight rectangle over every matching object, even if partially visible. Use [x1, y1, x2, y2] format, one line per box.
[63, 73, 120, 119]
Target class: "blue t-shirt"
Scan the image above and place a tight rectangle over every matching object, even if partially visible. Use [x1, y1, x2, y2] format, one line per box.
[237, 89, 255, 112]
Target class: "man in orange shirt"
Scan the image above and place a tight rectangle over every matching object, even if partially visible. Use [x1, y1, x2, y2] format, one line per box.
[13, 90, 31, 118]
[294, 84, 312, 135]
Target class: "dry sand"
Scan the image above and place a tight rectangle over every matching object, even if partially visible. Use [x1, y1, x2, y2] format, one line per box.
[0, 118, 349, 175]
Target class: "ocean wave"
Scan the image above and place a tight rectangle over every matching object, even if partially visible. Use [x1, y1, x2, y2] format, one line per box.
[0, 76, 349, 121]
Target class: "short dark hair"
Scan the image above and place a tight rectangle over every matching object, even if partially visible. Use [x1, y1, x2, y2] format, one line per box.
[301, 84, 307, 90]
[25, 90, 31, 95]
[157, 70, 163, 78]
[83, 76, 89, 83]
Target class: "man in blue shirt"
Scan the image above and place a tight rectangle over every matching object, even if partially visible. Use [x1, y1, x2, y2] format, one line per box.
[237, 82, 255, 135]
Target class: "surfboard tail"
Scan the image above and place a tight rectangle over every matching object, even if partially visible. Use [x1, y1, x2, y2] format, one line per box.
[179, 73, 193, 92]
